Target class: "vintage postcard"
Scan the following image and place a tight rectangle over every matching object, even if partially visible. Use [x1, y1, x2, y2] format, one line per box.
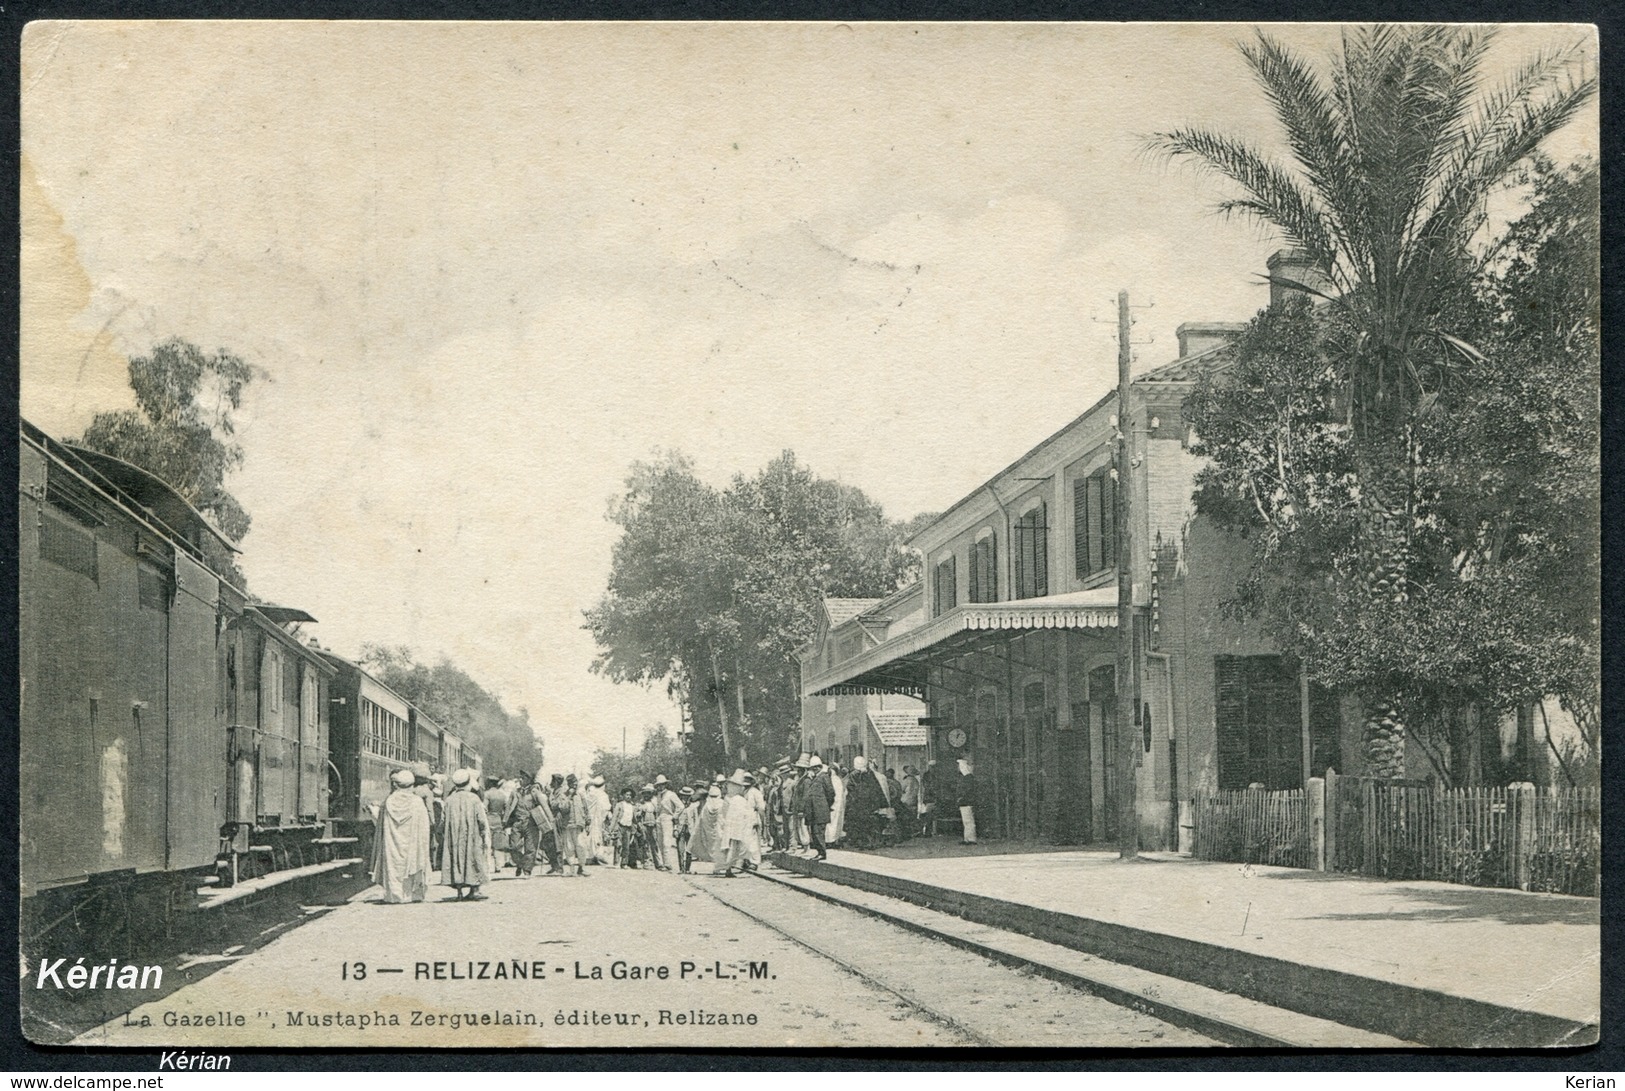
[19, 21, 1599, 1051]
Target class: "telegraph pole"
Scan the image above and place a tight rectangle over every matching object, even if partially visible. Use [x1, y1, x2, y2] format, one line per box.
[1116, 290, 1140, 860]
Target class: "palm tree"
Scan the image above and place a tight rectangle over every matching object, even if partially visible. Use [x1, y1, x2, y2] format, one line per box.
[1149, 25, 1594, 777]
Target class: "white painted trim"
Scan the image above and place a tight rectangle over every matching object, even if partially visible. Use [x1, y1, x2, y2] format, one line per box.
[974, 525, 995, 543]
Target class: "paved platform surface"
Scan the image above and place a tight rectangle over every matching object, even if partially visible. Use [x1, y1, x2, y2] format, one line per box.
[65, 861, 1201, 1049]
[798, 844, 1599, 1029]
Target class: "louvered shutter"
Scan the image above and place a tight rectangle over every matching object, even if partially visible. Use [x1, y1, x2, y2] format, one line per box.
[984, 534, 998, 602]
[968, 542, 981, 603]
[1034, 502, 1048, 597]
[1074, 478, 1089, 578]
[1214, 656, 1250, 789]
[1101, 471, 1117, 569]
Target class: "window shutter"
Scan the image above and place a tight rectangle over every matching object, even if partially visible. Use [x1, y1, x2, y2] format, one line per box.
[936, 556, 957, 614]
[1214, 656, 1249, 790]
[1101, 471, 1117, 569]
[1085, 476, 1103, 574]
[1034, 502, 1048, 597]
[1074, 479, 1089, 579]
[968, 544, 979, 604]
[987, 533, 997, 601]
[1250, 658, 1302, 790]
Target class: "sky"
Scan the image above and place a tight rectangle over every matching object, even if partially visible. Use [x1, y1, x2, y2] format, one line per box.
[20, 22, 1598, 775]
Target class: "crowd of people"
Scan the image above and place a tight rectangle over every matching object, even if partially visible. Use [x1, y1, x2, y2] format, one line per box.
[368, 752, 980, 904]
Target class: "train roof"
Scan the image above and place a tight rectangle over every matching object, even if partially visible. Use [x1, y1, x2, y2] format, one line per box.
[53, 438, 238, 554]
[242, 606, 338, 672]
[318, 650, 441, 732]
[22, 420, 244, 573]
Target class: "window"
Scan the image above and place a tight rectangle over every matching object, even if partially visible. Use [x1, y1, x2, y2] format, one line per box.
[40, 516, 98, 581]
[301, 669, 319, 746]
[362, 699, 409, 762]
[1214, 655, 1302, 790]
[1014, 503, 1049, 599]
[137, 565, 169, 611]
[1074, 467, 1117, 579]
[933, 555, 957, 617]
[267, 652, 282, 713]
[968, 532, 998, 603]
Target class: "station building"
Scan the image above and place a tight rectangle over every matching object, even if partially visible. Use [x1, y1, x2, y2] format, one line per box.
[799, 258, 1356, 850]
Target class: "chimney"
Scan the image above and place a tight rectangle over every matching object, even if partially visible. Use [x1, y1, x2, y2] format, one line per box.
[1267, 249, 1331, 309]
[1176, 321, 1246, 358]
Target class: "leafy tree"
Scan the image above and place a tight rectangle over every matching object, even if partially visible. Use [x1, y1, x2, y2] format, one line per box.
[359, 644, 544, 779]
[588, 725, 690, 796]
[1152, 26, 1595, 776]
[76, 337, 260, 587]
[586, 451, 922, 773]
[1183, 158, 1598, 786]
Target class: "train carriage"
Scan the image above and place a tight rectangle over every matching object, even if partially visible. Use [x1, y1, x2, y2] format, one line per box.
[21, 418, 493, 953]
[20, 423, 239, 931]
[219, 605, 337, 876]
[323, 653, 421, 824]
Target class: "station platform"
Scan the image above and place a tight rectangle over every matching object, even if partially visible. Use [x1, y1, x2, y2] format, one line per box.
[768, 840, 1599, 1047]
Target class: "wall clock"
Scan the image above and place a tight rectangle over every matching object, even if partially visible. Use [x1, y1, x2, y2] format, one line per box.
[947, 727, 968, 749]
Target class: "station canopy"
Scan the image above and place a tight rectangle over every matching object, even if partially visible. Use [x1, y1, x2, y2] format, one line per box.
[806, 588, 1118, 700]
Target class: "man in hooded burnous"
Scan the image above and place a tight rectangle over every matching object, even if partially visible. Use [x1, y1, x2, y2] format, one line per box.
[691, 783, 725, 872]
[442, 769, 491, 900]
[844, 755, 891, 850]
[719, 771, 755, 878]
[586, 775, 613, 864]
[372, 767, 432, 904]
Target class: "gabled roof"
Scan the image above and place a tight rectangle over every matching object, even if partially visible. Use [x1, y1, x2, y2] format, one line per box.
[1132, 341, 1231, 385]
[868, 710, 928, 748]
[825, 597, 883, 628]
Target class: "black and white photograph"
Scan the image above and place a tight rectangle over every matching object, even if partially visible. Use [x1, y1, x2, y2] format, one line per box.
[17, 20, 1600, 1051]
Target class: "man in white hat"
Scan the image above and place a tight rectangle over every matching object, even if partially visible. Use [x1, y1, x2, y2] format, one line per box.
[718, 771, 755, 878]
[801, 756, 835, 860]
[372, 767, 431, 903]
[786, 756, 810, 850]
[653, 774, 682, 872]
[441, 769, 491, 900]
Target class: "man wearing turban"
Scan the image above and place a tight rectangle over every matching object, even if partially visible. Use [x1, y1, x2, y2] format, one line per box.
[372, 767, 432, 904]
[441, 769, 491, 900]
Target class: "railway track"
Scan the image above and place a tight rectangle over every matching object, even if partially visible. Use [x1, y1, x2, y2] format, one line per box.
[683, 866, 1219, 1048]
[690, 861, 1415, 1048]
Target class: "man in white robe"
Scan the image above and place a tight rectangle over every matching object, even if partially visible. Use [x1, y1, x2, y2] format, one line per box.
[585, 775, 613, 863]
[719, 771, 755, 878]
[372, 767, 431, 904]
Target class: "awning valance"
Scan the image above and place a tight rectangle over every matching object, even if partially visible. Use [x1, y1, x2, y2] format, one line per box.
[804, 588, 1118, 698]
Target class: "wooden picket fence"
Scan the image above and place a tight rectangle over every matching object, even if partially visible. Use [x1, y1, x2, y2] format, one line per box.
[1190, 788, 1310, 869]
[1192, 776, 1600, 897]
